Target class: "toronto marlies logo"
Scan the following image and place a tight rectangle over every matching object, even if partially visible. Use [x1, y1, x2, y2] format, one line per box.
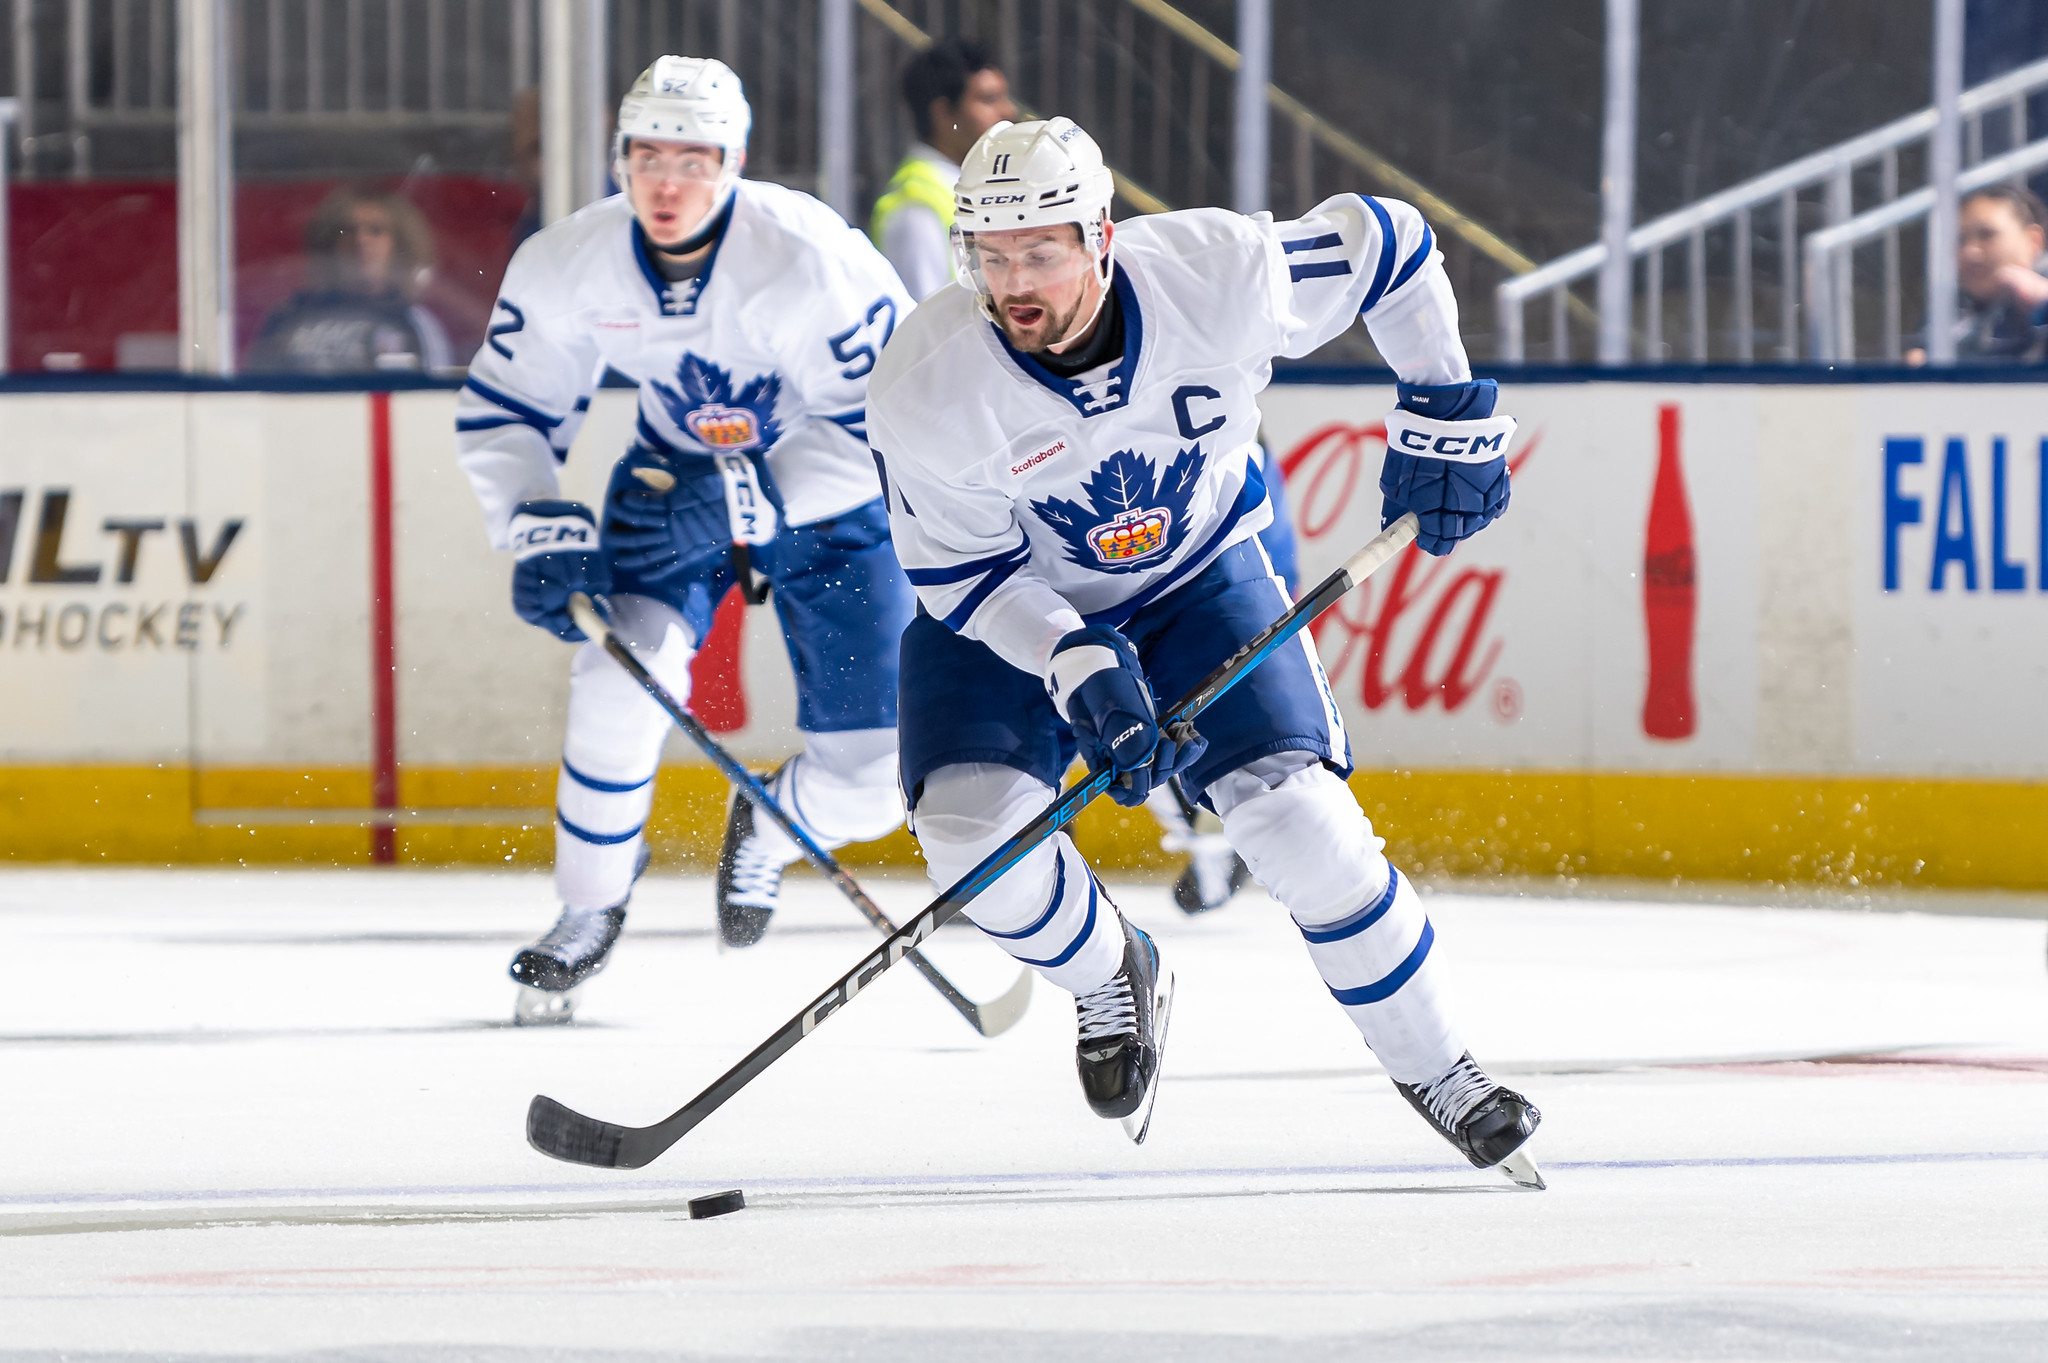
[1032, 446, 1205, 574]
[650, 353, 783, 453]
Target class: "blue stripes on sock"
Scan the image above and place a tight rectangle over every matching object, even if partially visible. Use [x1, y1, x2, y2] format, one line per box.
[1295, 868, 1401, 944]
[556, 808, 645, 846]
[1326, 919, 1434, 1006]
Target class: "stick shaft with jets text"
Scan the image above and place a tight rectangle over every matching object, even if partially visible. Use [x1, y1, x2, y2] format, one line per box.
[528, 513, 1420, 1170]
[564, 592, 1028, 1037]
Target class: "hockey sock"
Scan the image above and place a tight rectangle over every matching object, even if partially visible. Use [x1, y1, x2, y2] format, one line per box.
[737, 729, 908, 869]
[1213, 753, 1463, 1084]
[785, 728, 906, 848]
[914, 762, 1124, 995]
[554, 606, 695, 910]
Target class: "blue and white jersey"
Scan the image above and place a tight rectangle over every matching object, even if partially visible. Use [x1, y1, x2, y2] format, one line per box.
[866, 193, 1471, 677]
[457, 180, 913, 549]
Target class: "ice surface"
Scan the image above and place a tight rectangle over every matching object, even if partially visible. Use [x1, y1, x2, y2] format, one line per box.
[2, 865, 2046, 1360]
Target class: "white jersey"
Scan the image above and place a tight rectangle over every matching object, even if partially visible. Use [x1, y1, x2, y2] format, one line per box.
[458, 180, 913, 549]
[867, 193, 1471, 678]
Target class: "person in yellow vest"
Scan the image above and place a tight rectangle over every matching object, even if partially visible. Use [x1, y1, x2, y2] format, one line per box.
[870, 39, 1017, 300]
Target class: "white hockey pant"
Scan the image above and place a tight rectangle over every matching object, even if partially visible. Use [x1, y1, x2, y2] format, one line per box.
[553, 594, 905, 911]
[912, 763, 1125, 996]
[1213, 752, 1463, 1084]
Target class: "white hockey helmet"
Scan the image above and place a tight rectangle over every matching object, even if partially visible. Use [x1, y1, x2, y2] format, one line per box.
[614, 56, 750, 207]
[951, 117, 1116, 323]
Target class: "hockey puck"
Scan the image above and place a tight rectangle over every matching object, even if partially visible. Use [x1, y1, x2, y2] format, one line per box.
[687, 1189, 746, 1220]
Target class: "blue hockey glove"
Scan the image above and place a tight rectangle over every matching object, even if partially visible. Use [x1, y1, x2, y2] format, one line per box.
[1047, 625, 1207, 808]
[1380, 378, 1516, 556]
[602, 447, 732, 584]
[509, 499, 609, 642]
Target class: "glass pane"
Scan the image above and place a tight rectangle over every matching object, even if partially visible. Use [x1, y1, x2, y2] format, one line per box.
[232, 0, 538, 376]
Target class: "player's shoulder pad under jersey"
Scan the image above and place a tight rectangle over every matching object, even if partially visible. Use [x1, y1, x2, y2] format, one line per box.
[1115, 205, 1272, 270]
[721, 179, 901, 297]
[868, 283, 983, 426]
[499, 194, 637, 304]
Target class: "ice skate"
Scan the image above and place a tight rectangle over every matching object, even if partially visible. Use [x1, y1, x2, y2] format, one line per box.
[1394, 1052, 1545, 1189]
[1074, 915, 1174, 1143]
[715, 766, 795, 948]
[510, 844, 648, 1025]
[1171, 839, 1252, 916]
[509, 901, 628, 1025]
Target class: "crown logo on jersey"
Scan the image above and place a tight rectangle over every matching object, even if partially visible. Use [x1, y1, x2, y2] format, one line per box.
[1032, 445, 1206, 576]
[651, 353, 782, 455]
[684, 403, 758, 448]
[1089, 507, 1171, 563]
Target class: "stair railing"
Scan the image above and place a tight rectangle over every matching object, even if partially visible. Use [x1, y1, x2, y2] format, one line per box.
[1497, 55, 2048, 363]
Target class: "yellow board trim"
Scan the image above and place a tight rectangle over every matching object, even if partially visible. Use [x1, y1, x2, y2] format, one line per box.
[3, 765, 2043, 889]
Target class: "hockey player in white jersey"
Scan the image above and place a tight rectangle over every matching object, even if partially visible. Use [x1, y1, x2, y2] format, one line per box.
[457, 57, 916, 1022]
[868, 117, 1541, 1179]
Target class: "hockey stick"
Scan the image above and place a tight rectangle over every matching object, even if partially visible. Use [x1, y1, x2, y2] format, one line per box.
[530, 513, 1421, 1169]
[565, 593, 1032, 1039]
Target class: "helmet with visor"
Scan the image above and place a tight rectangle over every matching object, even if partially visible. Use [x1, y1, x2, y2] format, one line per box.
[614, 57, 751, 215]
[950, 118, 1115, 330]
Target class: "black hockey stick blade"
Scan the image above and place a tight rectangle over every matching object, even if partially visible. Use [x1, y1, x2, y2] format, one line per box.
[565, 593, 1032, 1038]
[528, 515, 1419, 1170]
[527, 1094, 633, 1167]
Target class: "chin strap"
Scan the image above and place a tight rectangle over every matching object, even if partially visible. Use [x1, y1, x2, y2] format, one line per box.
[1045, 265, 1115, 354]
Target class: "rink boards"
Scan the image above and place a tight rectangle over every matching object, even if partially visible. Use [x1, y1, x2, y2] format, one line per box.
[1, 372, 2044, 886]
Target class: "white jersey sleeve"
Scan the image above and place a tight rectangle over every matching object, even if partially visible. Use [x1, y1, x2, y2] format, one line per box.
[871, 429, 1083, 678]
[456, 234, 604, 549]
[748, 219, 914, 526]
[1256, 193, 1471, 385]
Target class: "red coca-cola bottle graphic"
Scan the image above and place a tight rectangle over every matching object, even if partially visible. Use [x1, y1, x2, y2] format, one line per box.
[687, 587, 750, 732]
[1642, 403, 1697, 740]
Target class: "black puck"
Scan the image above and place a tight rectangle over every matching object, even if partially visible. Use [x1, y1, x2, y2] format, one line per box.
[688, 1189, 746, 1220]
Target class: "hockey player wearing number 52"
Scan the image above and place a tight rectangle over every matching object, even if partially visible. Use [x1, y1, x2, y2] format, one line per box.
[456, 57, 918, 1024]
[868, 117, 1542, 1180]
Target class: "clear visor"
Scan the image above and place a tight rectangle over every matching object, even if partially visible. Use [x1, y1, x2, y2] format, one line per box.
[622, 142, 731, 185]
[952, 225, 1103, 305]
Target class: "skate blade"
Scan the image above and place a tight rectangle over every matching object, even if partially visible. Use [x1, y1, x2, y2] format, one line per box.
[1494, 1146, 1546, 1190]
[1121, 969, 1175, 1145]
[513, 984, 581, 1026]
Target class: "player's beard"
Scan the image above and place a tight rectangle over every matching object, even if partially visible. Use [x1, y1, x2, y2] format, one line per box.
[994, 287, 1093, 355]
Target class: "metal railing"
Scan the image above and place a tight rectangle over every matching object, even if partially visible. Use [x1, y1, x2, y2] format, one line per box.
[841, 0, 1535, 278]
[6, 0, 1532, 260]
[1498, 54, 2048, 363]
[1804, 135, 2048, 362]
[1115, 0, 1535, 278]
[7, 0, 541, 175]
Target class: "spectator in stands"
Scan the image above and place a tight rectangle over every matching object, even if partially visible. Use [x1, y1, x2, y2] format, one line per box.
[246, 186, 454, 373]
[870, 39, 1016, 300]
[1908, 184, 2048, 364]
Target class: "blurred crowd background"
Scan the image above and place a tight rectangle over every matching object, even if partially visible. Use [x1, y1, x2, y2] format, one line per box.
[3, 0, 2043, 375]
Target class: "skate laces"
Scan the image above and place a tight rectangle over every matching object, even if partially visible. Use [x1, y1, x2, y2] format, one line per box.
[1413, 1055, 1496, 1132]
[534, 905, 616, 963]
[728, 841, 783, 904]
[1075, 971, 1138, 1046]
[726, 814, 787, 907]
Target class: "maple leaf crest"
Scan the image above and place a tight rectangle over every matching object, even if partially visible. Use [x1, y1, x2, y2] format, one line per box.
[649, 352, 784, 453]
[1031, 445, 1207, 575]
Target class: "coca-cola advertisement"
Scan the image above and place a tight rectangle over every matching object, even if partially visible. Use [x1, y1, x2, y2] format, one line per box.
[1254, 380, 1759, 773]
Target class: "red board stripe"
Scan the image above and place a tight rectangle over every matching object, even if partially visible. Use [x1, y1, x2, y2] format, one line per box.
[368, 392, 398, 863]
